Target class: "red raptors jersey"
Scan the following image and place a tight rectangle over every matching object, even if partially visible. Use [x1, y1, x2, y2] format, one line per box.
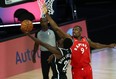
[71, 37, 91, 68]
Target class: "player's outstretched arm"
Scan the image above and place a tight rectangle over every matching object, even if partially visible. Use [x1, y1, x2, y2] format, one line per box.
[26, 33, 62, 59]
[88, 38, 116, 49]
[42, 4, 71, 39]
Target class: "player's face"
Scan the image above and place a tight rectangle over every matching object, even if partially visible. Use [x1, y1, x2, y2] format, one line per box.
[73, 26, 82, 38]
[40, 18, 48, 30]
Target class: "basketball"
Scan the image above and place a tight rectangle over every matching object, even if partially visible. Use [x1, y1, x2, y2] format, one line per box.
[20, 20, 33, 32]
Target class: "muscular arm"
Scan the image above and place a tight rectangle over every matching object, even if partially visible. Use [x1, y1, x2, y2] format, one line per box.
[45, 13, 71, 39]
[27, 33, 62, 59]
[42, 4, 71, 39]
[88, 38, 116, 49]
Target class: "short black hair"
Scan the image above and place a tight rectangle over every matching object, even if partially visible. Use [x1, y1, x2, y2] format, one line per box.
[74, 25, 82, 31]
[63, 38, 73, 49]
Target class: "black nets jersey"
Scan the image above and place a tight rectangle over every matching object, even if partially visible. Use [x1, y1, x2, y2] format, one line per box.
[53, 47, 71, 79]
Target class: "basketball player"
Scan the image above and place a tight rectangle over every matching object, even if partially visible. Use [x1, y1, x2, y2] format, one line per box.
[70, 25, 115, 79]
[25, 5, 73, 79]
[42, 4, 116, 79]
[25, 32, 73, 79]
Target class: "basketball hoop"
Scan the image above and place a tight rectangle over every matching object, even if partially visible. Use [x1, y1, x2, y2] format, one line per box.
[37, 0, 55, 18]
[46, 0, 55, 15]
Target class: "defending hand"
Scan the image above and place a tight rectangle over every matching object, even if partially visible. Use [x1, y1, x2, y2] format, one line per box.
[109, 43, 116, 48]
[42, 4, 48, 15]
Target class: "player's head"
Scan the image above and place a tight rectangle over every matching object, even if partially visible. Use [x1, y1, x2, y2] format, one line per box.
[40, 17, 48, 30]
[63, 38, 73, 49]
[73, 25, 82, 38]
[57, 38, 73, 49]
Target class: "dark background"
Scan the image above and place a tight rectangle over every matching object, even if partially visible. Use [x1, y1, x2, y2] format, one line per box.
[54, 0, 116, 44]
[0, 0, 116, 44]
[75, 0, 116, 44]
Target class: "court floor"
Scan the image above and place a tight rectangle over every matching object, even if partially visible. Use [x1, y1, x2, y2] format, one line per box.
[7, 48, 116, 79]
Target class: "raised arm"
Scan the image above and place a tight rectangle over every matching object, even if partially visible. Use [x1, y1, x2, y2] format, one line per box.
[87, 38, 116, 49]
[42, 4, 71, 39]
[46, 13, 70, 39]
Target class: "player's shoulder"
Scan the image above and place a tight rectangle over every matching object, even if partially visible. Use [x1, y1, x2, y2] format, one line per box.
[58, 47, 71, 55]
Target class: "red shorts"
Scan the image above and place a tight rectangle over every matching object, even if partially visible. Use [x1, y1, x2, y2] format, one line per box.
[72, 65, 93, 79]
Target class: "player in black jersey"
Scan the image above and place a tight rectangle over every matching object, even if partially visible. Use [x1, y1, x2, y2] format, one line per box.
[40, 4, 73, 79]
[25, 33, 72, 79]
[52, 47, 72, 79]
[24, 4, 73, 79]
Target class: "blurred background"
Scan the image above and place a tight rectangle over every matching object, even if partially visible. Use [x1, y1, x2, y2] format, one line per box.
[0, 0, 116, 43]
[0, 0, 116, 79]
[53, 0, 116, 45]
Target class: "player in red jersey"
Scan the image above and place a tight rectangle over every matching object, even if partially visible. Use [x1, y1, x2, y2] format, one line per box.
[42, 4, 116, 79]
[70, 25, 116, 79]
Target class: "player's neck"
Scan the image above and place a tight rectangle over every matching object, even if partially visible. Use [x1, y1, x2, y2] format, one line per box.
[75, 36, 82, 41]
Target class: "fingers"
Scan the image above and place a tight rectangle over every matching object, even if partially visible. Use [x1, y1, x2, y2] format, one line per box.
[24, 32, 29, 35]
[42, 3, 48, 14]
[109, 43, 116, 48]
[47, 59, 51, 63]
[47, 54, 54, 63]
[32, 58, 36, 63]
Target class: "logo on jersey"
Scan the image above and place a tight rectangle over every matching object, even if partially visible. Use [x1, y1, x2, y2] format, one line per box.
[74, 43, 87, 54]
[58, 54, 71, 64]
